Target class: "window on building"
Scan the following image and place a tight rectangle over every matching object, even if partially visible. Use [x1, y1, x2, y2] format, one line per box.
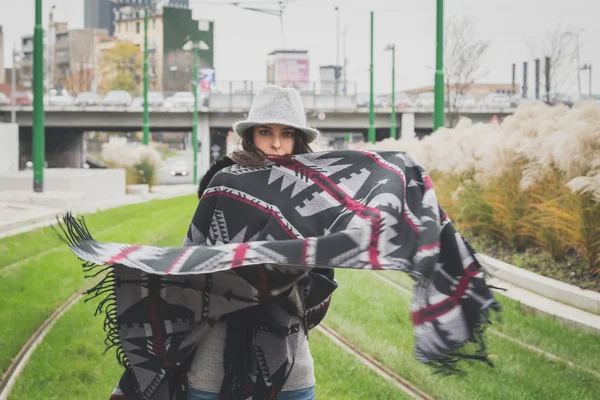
[136, 22, 140, 34]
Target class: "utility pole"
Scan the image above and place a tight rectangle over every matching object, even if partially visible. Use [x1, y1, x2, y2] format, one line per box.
[335, 6, 340, 95]
[535, 59, 540, 100]
[433, 0, 445, 131]
[368, 11, 375, 143]
[142, 8, 149, 146]
[581, 64, 592, 97]
[385, 44, 396, 139]
[192, 43, 199, 185]
[342, 27, 348, 95]
[33, 0, 45, 192]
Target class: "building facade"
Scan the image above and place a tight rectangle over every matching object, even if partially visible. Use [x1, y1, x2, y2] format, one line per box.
[85, 0, 189, 36]
[19, 35, 34, 89]
[113, 5, 213, 92]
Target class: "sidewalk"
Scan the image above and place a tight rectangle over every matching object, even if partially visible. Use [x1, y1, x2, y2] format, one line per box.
[0, 184, 197, 239]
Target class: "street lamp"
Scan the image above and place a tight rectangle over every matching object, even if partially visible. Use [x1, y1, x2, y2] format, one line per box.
[384, 44, 396, 139]
[142, 7, 150, 146]
[581, 64, 592, 97]
[183, 38, 201, 186]
[433, 0, 445, 131]
[368, 11, 375, 144]
[33, 0, 45, 192]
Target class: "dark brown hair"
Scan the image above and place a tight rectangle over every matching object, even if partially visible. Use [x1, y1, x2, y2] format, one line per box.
[231, 126, 313, 167]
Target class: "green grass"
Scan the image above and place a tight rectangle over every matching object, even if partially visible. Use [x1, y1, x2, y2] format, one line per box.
[324, 270, 600, 400]
[0, 195, 197, 376]
[10, 218, 410, 400]
[379, 271, 600, 374]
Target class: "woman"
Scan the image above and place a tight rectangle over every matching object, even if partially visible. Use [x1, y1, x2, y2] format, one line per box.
[185, 85, 333, 400]
[58, 86, 499, 400]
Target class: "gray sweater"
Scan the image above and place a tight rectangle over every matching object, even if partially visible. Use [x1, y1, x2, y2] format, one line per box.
[187, 319, 315, 392]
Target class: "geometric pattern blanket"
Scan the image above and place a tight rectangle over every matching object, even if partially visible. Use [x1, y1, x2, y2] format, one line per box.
[58, 150, 501, 400]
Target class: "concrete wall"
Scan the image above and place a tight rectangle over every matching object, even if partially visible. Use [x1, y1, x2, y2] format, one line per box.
[0, 123, 18, 173]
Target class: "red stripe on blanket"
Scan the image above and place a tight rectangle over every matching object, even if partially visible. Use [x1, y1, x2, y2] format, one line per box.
[166, 248, 193, 275]
[411, 263, 478, 326]
[231, 243, 250, 269]
[106, 245, 141, 264]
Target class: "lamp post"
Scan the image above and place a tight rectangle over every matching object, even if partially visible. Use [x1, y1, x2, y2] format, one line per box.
[183, 39, 199, 185]
[385, 44, 396, 139]
[33, 0, 45, 192]
[433, 0, 445, 131]
[581, 64, 592, 97]
[142, 8, 150, 145]
[368, 11, 375, 143]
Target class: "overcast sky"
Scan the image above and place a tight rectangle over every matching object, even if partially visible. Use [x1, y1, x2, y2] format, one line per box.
[1, 0, 599, 95]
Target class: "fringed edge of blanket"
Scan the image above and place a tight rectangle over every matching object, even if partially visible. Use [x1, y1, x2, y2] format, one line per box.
[53, 213, 139, 393]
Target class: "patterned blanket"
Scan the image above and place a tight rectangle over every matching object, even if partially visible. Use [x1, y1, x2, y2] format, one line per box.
[58, 150, 500, 399]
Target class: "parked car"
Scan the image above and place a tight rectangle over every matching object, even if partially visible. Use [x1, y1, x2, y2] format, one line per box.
[415, 92, 435, 108]
[454, 94, 477, 109]
[481, 93, 511, 109]
[103, 90, 133, 107]
[170, 160, 189, 177]
[74, 91, 101, 106]
[132, 97, 144, 107]
[163, 96, 176, 108]
[12, 91, 33, 106]
[171, 92, 195, 108]
[44, 89, 73, 106]
[0, 92, 9, 105]
[548, 93, 575, 108]
[395, 92, 413, 108]
[148, 91, 165, 107]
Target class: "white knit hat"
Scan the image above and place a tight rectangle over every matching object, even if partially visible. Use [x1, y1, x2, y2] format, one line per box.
[233, 85, 320, 143]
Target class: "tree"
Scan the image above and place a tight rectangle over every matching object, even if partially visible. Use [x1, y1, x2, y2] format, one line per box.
[99, 42, 142, 95]
[444, 15, 490, 127]
[526, 27, 581, 97]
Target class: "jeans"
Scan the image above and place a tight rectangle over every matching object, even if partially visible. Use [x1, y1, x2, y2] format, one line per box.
[186, 385, 315, 400]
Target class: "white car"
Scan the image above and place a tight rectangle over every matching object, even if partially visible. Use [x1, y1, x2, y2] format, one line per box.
[481, 93, 511, 109]
[415, 92, 435, 108]
[170, 160, 189, 177]
[44, 89, 73, 106]
[0, 92, 9, 105]
[103, 90, 133, 107]
[74, 92, 101, 106]
[454, 94, 477, 109]
[395, 92, 413, 108]
[171, 92, 195, 108]
[132, 97, 144, 107]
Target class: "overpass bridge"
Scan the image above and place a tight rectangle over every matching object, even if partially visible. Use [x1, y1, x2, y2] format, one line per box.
[0, 104, 515, 174]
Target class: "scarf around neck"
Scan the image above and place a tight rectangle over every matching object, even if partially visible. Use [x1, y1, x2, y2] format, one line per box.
[57, 150, 501, 400]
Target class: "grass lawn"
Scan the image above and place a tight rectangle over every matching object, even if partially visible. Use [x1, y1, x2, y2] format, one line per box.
[9, 224, 410, 400]
[324, 270, 600, 400]
[0, 195, 198, 376]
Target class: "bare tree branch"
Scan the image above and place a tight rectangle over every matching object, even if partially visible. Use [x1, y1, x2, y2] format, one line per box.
[444, 15, 490, 127]
[526, 26, 580, 96]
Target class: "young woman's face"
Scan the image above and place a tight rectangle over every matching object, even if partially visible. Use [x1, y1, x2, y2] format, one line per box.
[252, 124, 296, 156]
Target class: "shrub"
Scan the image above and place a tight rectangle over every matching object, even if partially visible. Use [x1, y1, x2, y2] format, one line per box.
[358, 102, 600, 273]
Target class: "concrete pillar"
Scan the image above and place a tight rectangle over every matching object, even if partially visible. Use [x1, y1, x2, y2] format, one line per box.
[199, 113, 211, 177]
[0, 123, 19, 173]
[401, 112, 416, 139]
